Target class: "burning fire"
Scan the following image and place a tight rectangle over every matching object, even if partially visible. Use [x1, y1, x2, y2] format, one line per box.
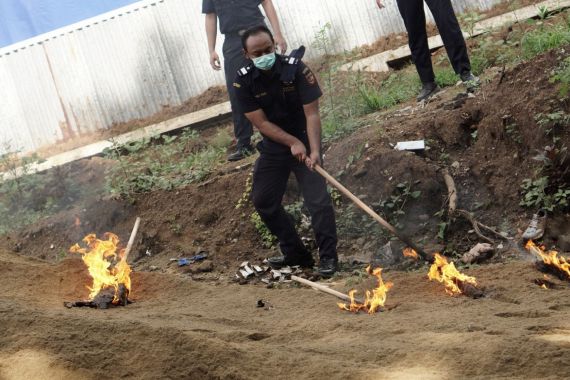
[403, 248, 419, 260]
[70, 233, 132, 303]
[428, 253, 478, 295]
[525, 240, 570, 280]
[338, 266, 393, 314]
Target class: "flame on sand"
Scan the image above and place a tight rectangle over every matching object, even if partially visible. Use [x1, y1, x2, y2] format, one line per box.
[70, 233, 132, 303]
[403, 248, 419, 260]
[525, 240, 570, 279]
[338, 266, 393, 314]
[428, 253, 477, 295]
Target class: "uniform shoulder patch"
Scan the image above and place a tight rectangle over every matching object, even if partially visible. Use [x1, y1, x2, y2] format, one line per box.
[303, 67, 317, 86]
[237, 64, 253, 77]
[233, 82, 241, 88]
[281, 55, 300, 65]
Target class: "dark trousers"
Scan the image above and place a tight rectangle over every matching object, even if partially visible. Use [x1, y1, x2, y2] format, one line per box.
[396, 0, 471, 84]
[223, 34, 253, 149]
[251, 153, 338, 261]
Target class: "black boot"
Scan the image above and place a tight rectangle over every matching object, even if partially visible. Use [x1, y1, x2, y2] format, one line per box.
[460, 71, 481, 92]
[416, 82, 440, 102]
[268, 254, 315, 269]
[227, 145, 254, 162]
[318, 257, 338, 277]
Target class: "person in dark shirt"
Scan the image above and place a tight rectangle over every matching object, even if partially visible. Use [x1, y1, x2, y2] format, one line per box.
[234, 25, 338, 277]
[376, 0, 479, 101]
[202, 0, 287, 161]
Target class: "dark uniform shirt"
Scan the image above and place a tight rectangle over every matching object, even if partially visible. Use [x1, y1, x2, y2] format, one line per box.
[234, 56, 322, 155]
[202, 0, 265, 35]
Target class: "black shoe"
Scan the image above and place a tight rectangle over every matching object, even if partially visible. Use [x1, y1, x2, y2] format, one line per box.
[227, 146, 253, 162]
[416, 82, 440, 102]
[318, 258, 338, 277]
[268, 255, 315, 269]
[460, 71, 480, 91]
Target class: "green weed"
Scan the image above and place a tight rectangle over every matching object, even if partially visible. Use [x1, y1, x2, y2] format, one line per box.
[359, 72, 420, 112]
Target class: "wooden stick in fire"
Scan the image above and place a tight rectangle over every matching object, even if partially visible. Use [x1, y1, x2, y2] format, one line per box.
[313, 165, 430, 261]
[123, 217, 141, 263]
[291, 275, 363, 304]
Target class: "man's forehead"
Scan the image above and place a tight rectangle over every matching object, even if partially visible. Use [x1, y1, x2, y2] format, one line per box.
[246, 33, 273, 49]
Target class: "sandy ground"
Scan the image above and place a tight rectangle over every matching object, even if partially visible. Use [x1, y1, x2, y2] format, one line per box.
[1, 248, 569, 380]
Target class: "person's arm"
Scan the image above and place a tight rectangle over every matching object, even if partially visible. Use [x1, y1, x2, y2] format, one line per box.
[205, 13, 221, 70]
[261, 0, 287, 54]
[375, 0, 385, 9]
[244, 110, 307, 161]
[303, 100, 322, 170]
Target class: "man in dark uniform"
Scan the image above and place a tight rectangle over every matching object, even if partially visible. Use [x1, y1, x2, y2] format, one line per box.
[203, 0, 287, 161]
[234, 25, 338, 277]
[376, 0, 479, 101]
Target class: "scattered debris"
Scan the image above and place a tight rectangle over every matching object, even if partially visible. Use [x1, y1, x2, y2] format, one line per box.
[235, 261, 304, 285]
[394, 140, 425, 152]
[175, 253, 208, 267]
[534, 276, 559, 290]
[462, 243, 495, 264]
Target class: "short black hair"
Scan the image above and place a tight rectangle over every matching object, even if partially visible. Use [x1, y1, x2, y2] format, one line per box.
[241, 25, 274, 51]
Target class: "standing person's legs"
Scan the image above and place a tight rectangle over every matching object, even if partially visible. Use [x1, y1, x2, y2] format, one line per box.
[223, 35, 253, 158]
[395, 0, 434, 84]
[251, 154, 313, 267]
[292, 161, 338, 274]
[425, 0, 471, 76]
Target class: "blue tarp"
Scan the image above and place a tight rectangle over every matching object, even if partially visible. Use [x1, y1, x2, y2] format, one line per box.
[0, 0, 140, 48]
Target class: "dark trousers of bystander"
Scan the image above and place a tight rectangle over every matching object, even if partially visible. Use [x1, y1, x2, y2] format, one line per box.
[395, 0, 471, 84]
[251, 153, 338, 262]
[223, 34, 253, 150]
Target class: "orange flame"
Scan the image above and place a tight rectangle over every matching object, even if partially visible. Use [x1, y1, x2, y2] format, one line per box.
[525, 240, 570, 279]
[338, 266, 393, 314]
[70, 233, 131, 302]
[428, 253, 477, 295]
[403, 248, 419, 260]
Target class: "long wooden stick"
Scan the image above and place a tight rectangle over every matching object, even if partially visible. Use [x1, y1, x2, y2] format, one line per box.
[291, 275, 363, 304]
[314, 165, 429, 260]
[123, 217, 141, 262]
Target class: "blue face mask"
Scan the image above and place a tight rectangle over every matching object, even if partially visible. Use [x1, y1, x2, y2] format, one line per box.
[252, 52, 276, 70]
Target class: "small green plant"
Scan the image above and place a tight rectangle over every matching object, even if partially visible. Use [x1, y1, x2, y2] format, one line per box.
[329, 187, 342, 207]
[459, 11, 481, 38]
[250, 211, 277, 248]
[537, 5, 551, 21]
[375, 182, 421, 229]
[0, 142, 77, 234]
[346, 143, 366, 168]
[359, 72, 420, 112]
[521, 24, 570, 59]
[520, 176, 570, 212]
[434, 67, 459, 88]
[535, 111, 570, 139]
[104, 130, 224, 198]
[550, 56, 570, 98]
[505, 123, 522, 144]
[236, 171, 254, 210]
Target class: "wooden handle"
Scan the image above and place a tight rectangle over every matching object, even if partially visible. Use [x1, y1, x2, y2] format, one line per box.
[291, 275, 363, 304]
[315, 165, 398, 235]
[123, 217, 141, 263]
[314, 165, 429, 260]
